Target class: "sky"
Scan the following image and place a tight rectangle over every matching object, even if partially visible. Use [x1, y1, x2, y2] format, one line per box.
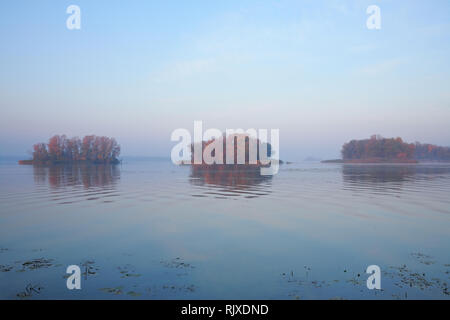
[1, 0, 450, 160]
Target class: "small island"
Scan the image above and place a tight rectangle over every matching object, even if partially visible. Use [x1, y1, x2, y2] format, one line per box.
[186, 133, 278, 169]
[323, 135, 450, 164]
[19, 135, 121, 165]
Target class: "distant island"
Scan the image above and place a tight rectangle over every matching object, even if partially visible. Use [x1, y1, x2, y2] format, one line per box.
[183, 133, 281, 169]
[304, 156, 322, 162]
[19, 135, 121, 165]
[322, 135, 450, 164]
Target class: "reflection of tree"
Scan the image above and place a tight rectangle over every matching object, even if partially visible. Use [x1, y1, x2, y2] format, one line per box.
[33, 164, 120, 188]
[342, 164, 450, 192]
[189, 165, 272, 198]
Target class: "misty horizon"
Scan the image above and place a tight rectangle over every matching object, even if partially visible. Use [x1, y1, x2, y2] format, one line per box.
[4, 133, 450, 163]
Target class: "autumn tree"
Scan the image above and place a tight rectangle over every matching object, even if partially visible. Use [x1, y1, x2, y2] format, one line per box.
[31, 135, 120, 164]
[342, 135, 414, 160]
[342, 135, 450, 161]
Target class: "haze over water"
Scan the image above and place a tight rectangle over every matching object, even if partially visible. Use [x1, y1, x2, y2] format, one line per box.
[0, 158, 449, 299]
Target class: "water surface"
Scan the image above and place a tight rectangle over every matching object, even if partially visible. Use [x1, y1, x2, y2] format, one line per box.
[0, 159, 449, 299]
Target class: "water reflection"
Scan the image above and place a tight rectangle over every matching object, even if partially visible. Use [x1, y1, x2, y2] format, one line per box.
[189, 165, 272, 198]
[342, 164, 450, 194]
[33, 164, 120, 189]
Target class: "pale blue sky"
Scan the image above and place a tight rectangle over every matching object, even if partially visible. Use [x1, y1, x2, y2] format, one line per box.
[1, 0, 449, 159]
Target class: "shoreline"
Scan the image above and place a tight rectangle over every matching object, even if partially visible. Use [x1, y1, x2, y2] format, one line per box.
[320, 159, 450, 164]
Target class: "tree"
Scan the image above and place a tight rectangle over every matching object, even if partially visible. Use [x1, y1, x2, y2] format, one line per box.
[31, 135, 120, 163]
[342, 135, 449, 161]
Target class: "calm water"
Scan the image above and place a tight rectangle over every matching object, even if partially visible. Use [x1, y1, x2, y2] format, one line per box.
[0, 159, 449, 299]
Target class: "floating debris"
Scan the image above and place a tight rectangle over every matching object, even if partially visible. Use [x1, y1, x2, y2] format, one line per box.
[0, 265, 13, 272]
[81, 260, 99, 279]
[346, 277, 364, 286]
[184, 284, 196, 293]
[118, 264, 141, 278]
[20, 258, 53, 270]
[121, 273, 141, 278]
[384, 262, 448, 296]
[99, 286, 123, 295]
[281, 258, 449, 299]
[161, 284, 196, 293]
[17, 284, 43, 298]
[411, 252, 436, 265]
[281, 270, 335, 290]
[126, 291, 142, 297]
[287, 292, 301, 299]
[160, 257, 194, 269]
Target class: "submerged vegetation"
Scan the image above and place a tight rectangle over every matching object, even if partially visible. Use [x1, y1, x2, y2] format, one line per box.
[336, 135, 450, 163]
[19, 135, 121, 165]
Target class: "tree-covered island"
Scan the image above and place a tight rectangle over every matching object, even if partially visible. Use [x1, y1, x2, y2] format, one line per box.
[323, 135, 450, 163]
[19, 135, 121, 165]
